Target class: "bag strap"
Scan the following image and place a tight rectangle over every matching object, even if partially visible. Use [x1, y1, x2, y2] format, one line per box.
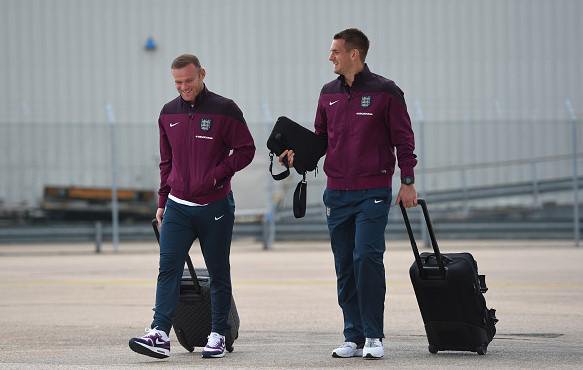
[399, 199, 446, 278]
[151, 219, 201, 294]
[269, 152, 290, 180]
[293, 173, 307, 218]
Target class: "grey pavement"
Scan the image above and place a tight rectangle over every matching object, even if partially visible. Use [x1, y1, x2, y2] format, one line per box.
[0, 239, 582, 369]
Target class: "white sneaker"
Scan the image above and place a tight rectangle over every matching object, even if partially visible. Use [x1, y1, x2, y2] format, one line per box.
[332, 342, 363, 358]
[362, 338, 383, 359]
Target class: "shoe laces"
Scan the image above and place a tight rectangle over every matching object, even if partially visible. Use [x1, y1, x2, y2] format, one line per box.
[207, 332, 223, 347]
[339, 342, 356, 349]
[144, 327, 158, 334]
[144, 327, 165, 339]
[365, 338, 382, 347]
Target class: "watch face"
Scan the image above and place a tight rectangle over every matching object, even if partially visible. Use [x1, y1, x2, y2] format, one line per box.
[403, 177, 414, 185]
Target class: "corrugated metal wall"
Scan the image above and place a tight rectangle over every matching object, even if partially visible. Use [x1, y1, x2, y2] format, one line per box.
[1, 0, 582, 209]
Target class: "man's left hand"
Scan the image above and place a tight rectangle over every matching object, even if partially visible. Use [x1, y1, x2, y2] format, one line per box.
[395, 184, 417, 208]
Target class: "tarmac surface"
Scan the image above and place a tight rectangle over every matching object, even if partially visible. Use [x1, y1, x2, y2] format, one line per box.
[0, 239, 582, 369]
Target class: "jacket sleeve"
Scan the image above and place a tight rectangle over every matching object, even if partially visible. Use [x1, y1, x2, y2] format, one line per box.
[212, 101, 256, 182]
[388, 90, 417, 179]
[314, 93, 327, 136]
[157, 112, 172, 208]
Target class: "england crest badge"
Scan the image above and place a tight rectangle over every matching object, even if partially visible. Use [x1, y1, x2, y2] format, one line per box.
[200, 118, 212, 131]
[360, 96, 371, 108]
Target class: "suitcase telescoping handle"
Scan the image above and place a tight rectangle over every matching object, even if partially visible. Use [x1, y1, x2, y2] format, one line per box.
[151, 219, 202, 294]
[399, 199, 446, 278]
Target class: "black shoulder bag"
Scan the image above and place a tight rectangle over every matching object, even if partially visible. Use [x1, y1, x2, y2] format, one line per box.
[266, 116, 327, 218]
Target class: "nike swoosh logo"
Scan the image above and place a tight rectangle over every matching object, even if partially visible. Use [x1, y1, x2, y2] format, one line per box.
[170, 122, 180, 127]
[374, 199, 383, 204]
[153, 338, 166, 346]
[329, 100, 339, 106]
[214, 215, 224, 221]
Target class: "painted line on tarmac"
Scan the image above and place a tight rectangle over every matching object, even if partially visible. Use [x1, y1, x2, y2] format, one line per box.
[1, 279, 581, 289]
[0, 278, 155, 287]
[0, 278, 337, 287]
[0, 278, 408, 287]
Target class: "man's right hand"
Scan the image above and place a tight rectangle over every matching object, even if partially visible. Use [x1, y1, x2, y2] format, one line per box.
[155, 208, 164, 227]
[278, 150, 295, 168]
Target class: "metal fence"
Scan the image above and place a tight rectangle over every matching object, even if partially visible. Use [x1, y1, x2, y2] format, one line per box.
[1, 119, 581, 212]
[0, 117, 581, 246]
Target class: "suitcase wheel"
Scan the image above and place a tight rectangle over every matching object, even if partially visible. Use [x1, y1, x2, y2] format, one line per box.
[226, 344, 234, 353]
[476, 345, 487, 355]
[428, 345, 438, 354]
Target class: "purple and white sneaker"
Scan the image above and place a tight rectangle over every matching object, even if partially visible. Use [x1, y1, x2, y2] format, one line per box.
[201, 332, 226, 358]
[129, 327, 170, 359]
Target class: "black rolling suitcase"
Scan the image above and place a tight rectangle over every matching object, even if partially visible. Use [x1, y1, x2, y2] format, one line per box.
[399, 199, 498, 355]
[152, 219, 239, 353]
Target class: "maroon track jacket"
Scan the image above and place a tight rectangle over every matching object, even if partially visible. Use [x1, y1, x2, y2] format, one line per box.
[157, 86, 255, 208]
[314, 64, 417, 190]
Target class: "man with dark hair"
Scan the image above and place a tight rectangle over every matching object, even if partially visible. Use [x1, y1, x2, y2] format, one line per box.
[129, 54, 255, 359]
[333, 28, 369, 62]
[281, 28, 418, 359]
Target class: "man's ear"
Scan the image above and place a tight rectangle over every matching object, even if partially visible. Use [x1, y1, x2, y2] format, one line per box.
[351, 49, 360, 61]
[199, 68, 206, 81]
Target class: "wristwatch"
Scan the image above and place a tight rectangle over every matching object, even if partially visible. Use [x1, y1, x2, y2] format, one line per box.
[401, 176, 415, 185]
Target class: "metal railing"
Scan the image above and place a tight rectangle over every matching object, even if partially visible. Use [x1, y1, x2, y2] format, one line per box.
[0, 118, 581, 248]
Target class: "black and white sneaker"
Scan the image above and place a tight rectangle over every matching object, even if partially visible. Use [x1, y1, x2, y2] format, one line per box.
[129, 327, 170, 359]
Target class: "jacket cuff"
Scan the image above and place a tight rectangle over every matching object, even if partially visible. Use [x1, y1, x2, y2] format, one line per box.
[400, 167, 415, 179]
[213, 164, 232, 184]
[157, 194, 168, 209]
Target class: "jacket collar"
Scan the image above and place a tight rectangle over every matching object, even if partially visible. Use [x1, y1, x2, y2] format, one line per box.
[338, 64, 372, 87]
[180, 84, 209, 108]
